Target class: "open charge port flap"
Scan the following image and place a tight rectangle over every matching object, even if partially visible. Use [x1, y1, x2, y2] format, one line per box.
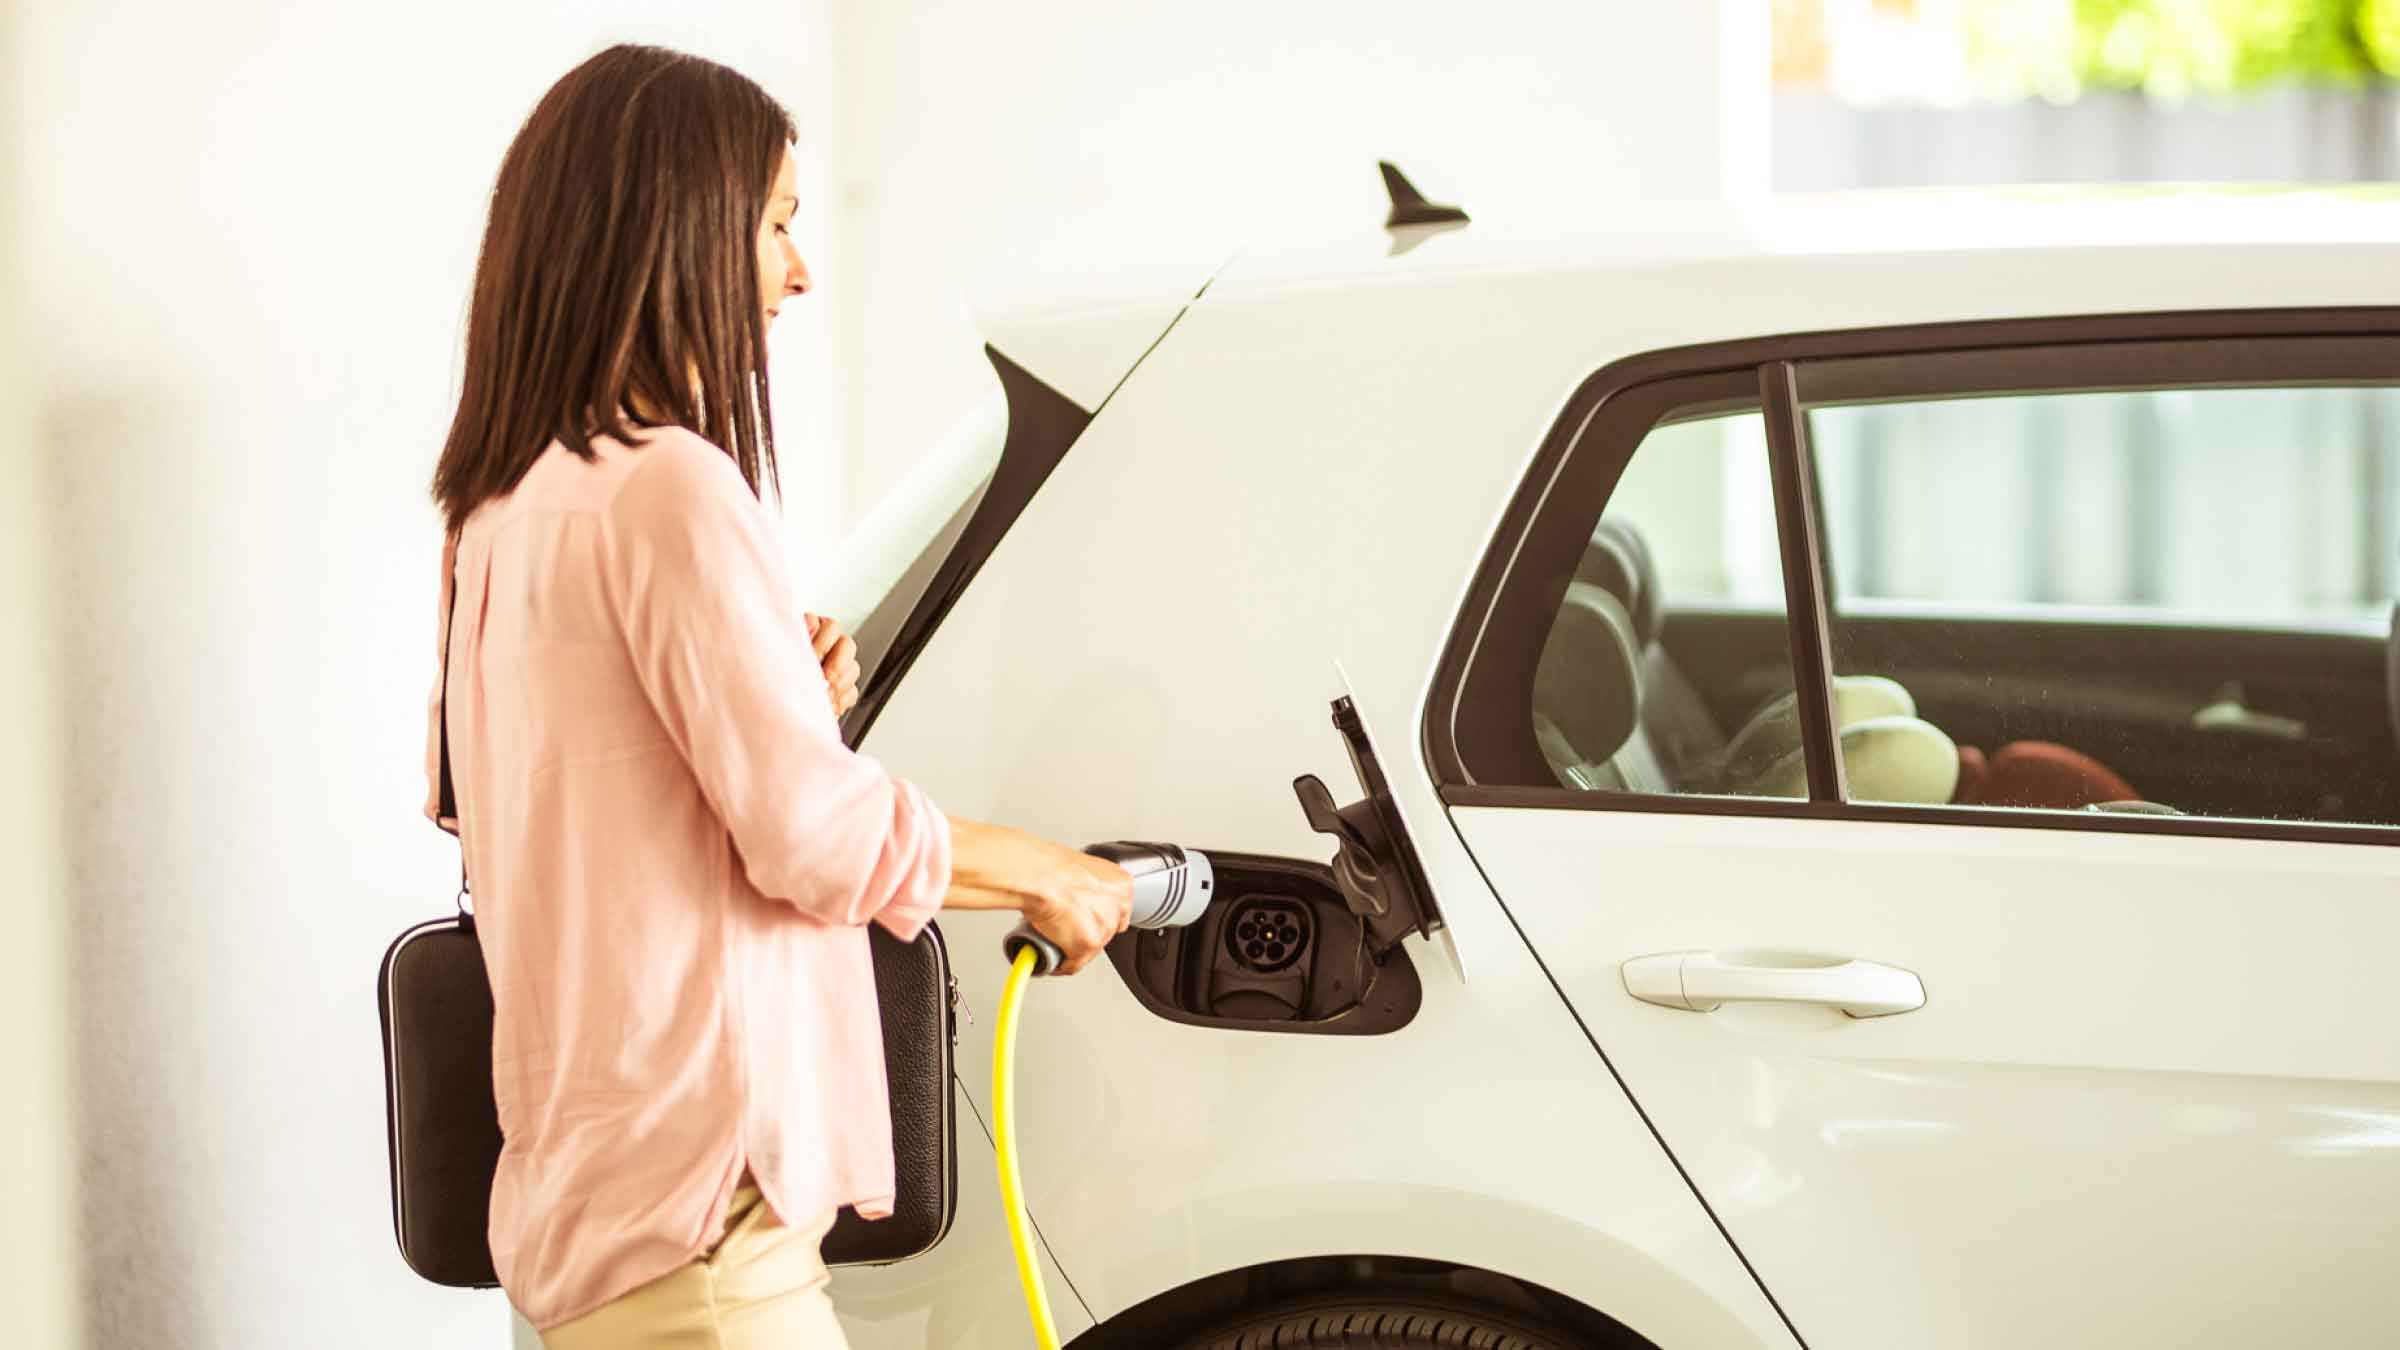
[1292, 695, 1445, 958]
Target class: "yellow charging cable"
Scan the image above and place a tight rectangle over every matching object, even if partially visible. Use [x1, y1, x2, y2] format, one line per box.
[993, 944, 1060, 1349]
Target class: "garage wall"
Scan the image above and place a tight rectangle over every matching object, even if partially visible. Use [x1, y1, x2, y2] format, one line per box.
[0, 2, 79, 1342]
[828, 0, 1754, 527]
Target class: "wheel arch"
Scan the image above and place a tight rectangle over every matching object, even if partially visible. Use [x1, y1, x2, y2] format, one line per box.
[1066, 1252, 1660, 1350]
[1043, 1179, 1773, 1350]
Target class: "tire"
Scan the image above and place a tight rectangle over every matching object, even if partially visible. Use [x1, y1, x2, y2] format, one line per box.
[1181, 1295, 1582, 1350]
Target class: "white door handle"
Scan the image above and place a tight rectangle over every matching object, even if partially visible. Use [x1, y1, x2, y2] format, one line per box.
[1622, 951, 1925, 1018]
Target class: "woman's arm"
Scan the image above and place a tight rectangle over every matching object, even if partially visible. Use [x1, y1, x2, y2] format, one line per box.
[600, 435, 1131, 970]
[941, 816, 1131, 975]
[796, 594, 1129, 968]
[603, 438, 951, 932]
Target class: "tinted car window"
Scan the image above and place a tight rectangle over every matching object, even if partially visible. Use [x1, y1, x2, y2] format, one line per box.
[1808, 380, 2400, 826]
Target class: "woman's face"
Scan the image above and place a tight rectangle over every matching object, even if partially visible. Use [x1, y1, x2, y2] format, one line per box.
[757, 146, 810, 326]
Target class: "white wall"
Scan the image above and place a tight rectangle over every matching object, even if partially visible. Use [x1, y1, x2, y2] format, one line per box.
[828, 0, 1745, 521]
[0, 2, 81, 1343]
[3, 5, 839, 1346]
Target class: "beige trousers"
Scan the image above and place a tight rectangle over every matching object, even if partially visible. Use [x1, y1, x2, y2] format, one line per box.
[541, 1180, 847, 1349]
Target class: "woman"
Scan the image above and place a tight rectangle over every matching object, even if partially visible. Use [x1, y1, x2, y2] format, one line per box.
[424, 44, 1133, 1348]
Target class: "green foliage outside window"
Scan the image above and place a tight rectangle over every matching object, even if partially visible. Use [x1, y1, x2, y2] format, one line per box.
[1962, 0, 2400, 101]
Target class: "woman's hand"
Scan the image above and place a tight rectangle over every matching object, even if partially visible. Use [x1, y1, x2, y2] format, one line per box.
[1019, 849, 1135, 975]
[806, 613, 860, 718]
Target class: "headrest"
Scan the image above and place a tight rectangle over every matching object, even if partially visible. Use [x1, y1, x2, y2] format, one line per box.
[1533, 581, 1644, 767]
[1578, 519, 1663, 649]
[1742, 716, 1960, 804]
[1715, 675, 1918, 790]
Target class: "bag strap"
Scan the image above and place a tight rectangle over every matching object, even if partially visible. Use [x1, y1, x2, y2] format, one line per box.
[438, 536, 470, 920]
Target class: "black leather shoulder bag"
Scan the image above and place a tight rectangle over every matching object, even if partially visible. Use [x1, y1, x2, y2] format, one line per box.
[378, 550, 958, 1289]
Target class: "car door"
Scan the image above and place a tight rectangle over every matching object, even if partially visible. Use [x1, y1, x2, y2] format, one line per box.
[1426, 317, 2400, 1349]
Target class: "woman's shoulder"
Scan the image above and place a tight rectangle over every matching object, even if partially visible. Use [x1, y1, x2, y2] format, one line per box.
[609, 428, 745, 503]
[602, 428, 760, 541]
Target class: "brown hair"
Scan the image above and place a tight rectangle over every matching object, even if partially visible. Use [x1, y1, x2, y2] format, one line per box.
[432, 44, 795, 532]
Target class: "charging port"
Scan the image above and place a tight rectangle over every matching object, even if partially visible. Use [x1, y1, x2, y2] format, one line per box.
[1227, 896, 1311, 975]
[1104, 851, 1422, 1036]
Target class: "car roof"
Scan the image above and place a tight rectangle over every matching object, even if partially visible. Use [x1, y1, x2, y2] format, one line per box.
[975, 185, 2400, 409]
[1205, 184, 2400, 295]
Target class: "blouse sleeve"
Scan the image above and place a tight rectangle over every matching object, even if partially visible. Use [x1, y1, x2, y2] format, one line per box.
[598, 434, 950, 938]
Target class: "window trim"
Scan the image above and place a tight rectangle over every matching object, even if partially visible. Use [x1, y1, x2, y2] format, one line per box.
[1423, 306, 2400, 848]
[1761, 359, 1845, 803]
[1797, 334, 2400, 407]
[1432, 783, 2400, 848]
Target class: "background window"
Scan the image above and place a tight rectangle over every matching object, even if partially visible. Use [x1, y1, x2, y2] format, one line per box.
[1808, 381, 2400, 826]
[1772, 0, 2400, 193]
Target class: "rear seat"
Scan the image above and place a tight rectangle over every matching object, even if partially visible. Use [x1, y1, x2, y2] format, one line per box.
[1574, 521, 1727, 785]
[1531, 520, 1709, 793]
[1532, 579, 1662, 792]
[1534, 518, 1959, 803]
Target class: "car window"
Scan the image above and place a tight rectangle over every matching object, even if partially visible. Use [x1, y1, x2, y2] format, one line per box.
[1812, 386, 2400, 627]
[1526, 406, 1823, 799]
[1438, 323, 2400, 844]
[1807, 381, 2400, 827]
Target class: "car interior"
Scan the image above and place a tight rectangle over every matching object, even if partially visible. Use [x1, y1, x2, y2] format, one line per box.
[1532, 518, 2400, 827]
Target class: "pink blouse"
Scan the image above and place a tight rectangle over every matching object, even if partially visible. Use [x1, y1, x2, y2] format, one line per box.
[420, 428, 951, 1330]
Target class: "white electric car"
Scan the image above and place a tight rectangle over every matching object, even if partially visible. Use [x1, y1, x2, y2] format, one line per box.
[821, 179, 2400, 1350]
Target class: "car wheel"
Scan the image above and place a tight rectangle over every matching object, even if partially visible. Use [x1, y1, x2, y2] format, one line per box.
[1181, 1294, 1578, 1350]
